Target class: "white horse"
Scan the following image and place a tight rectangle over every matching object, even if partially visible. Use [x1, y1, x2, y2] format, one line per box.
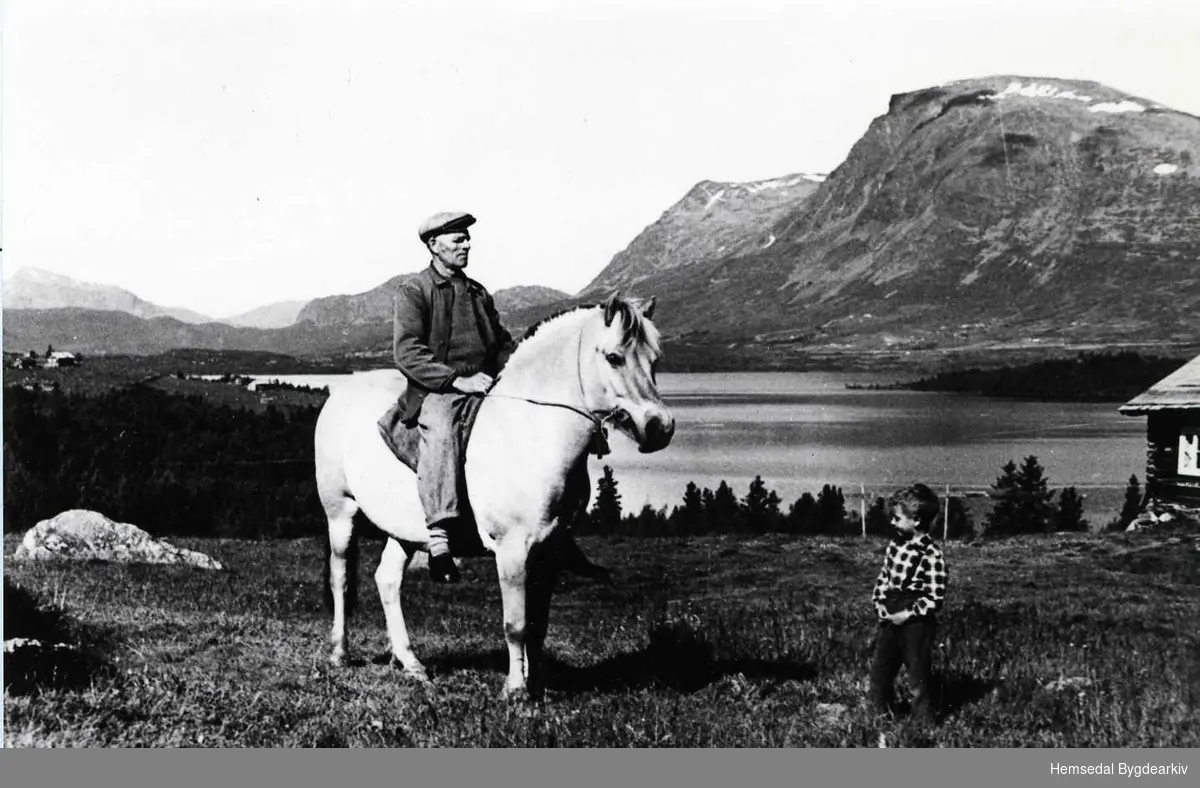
[314, 294, 674, 699]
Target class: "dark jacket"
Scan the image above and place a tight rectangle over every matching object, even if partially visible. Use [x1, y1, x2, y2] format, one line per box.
[392, 263, 516, 425]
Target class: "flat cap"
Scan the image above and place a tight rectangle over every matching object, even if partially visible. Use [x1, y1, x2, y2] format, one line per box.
[418, 211, 476, 243]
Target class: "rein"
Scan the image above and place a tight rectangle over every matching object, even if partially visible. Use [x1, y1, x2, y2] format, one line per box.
[479, 315, 618, 457]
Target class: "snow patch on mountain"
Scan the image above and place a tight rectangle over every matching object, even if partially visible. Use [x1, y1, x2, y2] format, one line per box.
[1090, 100, 1145, 114]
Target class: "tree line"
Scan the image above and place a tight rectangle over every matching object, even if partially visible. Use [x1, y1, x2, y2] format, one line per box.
[3, 385, 324, 538]
[900, 351, 1185, 402]
[4, 386, 1143, 540]
[577, 456, 1144, 539]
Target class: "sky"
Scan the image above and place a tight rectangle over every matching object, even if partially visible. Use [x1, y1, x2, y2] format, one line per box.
[2, 0, 1198, 318]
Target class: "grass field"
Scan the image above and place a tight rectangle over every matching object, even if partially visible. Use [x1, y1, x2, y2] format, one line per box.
[4, 527, 1199, 747]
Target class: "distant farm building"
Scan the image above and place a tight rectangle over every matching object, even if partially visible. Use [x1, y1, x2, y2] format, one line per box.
[44, 351, 79, 368]
[1120, 355, 1200, 506]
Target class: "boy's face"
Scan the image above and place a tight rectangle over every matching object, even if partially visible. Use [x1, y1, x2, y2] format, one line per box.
[891, 507, 920, 536]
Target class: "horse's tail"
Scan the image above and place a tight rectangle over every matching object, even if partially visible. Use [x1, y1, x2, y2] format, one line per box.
[321, 515, 360, 618]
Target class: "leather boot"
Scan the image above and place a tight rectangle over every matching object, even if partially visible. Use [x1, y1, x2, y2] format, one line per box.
[429, 552, 461, 584]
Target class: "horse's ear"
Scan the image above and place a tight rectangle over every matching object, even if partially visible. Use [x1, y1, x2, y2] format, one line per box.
[641, 296, 657, 320]
[603, 291, 621, 327]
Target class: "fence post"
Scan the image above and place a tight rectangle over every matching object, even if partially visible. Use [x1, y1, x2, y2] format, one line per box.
[943, 483, 951, 540]
[861, 484, 866, 537]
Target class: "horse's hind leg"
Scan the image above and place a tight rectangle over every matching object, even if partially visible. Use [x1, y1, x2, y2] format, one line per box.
[376, 537, 429, 682]
[325, 495, 358, 666]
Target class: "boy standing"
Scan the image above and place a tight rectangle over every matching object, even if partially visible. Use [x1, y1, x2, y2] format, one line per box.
[869, 483, 948, 725]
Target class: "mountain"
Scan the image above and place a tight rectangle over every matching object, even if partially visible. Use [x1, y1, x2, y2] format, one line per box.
[579, 172, 825, 297]
[219, 300, 308, 329]
[582, 76, 1200, 355]
[2, 308, 387, 357]
[295, 273, 569, 327]
[2, 267, 214, 324]
[3, 283, 572, 357]
[493, 285, 574, 312]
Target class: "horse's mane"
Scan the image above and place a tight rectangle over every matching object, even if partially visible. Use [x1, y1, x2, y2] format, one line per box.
[518, 299, 659, 351]
[519, 304, 595, 343]
[504, 299, 660, 371]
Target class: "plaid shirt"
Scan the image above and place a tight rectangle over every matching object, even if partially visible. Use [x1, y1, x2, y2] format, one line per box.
[872, 531, 947, 620]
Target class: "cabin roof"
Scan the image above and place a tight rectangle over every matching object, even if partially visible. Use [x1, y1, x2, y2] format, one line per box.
[1119, 354, 1200, 415]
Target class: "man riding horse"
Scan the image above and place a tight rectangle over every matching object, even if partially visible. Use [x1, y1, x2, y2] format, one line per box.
[378, 211, 517, 584]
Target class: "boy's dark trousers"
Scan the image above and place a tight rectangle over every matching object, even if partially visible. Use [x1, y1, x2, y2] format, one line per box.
[869, 614, 937, 723]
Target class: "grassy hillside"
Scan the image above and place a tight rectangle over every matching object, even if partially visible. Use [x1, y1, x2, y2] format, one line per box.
[5, 529, 1198, 747]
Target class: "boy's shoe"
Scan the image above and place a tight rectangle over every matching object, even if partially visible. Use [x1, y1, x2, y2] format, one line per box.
[430, 553, 461, 584]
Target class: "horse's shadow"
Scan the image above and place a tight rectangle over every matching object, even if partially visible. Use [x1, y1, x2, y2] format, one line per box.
[410, 625, 816, 696]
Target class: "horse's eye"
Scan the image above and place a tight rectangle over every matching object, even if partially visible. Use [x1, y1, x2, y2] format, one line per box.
[605, 352, 625, 367]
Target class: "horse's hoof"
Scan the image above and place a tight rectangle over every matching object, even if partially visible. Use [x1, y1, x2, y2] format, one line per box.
[502, 684, 532, 704]
[403, 665, 432, 684]
[329, 651, 346, 668]
[390, 657, 431, 684]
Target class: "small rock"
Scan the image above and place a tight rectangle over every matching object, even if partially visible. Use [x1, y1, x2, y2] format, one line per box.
[1042, 676, 1092, 692]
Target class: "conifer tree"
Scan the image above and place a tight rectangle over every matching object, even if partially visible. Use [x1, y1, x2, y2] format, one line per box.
[742, 475, 783, 534]
[1118, 474, 1142, 528]
[590, 465, 623, 536]
[1054, 487, 1089, 532]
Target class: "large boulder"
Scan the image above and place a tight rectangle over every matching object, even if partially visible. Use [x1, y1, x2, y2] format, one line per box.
[12, 510, 224, 570]
[1126, 501, 1200, 533]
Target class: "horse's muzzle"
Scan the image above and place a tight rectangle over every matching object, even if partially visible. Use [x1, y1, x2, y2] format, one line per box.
[637, 413, 675, 453]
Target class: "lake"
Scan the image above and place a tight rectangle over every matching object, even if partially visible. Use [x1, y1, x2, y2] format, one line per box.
[234, 370, 1147, 518]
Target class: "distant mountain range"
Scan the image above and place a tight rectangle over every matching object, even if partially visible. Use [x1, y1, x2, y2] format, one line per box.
[220, 300, 310, 329]
[293, 276, 569, 328]
[1, 267, 313, 329]
[5, 76, 1198, 366]
[3, 268, 215, 325]
[2, 267, 570, 356]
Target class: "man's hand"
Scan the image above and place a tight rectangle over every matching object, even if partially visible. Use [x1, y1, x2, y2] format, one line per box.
[886, 609, 914, 625]
[452, 372, 495, 394]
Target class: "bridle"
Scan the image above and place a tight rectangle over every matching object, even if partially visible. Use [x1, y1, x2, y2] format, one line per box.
[480, 310, 631, 457]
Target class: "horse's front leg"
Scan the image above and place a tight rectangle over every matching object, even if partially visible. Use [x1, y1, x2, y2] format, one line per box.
[495, 536, 532, 700]
[522, 537, 562, 698]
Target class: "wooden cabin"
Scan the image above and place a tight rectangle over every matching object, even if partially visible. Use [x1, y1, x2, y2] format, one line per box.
[1119, 355, 1200, 506]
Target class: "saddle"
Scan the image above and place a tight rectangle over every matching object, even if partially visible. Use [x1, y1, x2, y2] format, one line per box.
[376, 395, 488, 557]
[374, 392, 611, 564]
[376, 396, 485, 473]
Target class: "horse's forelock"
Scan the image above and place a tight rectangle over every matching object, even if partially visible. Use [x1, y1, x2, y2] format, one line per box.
[612, 299, 660, 356]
